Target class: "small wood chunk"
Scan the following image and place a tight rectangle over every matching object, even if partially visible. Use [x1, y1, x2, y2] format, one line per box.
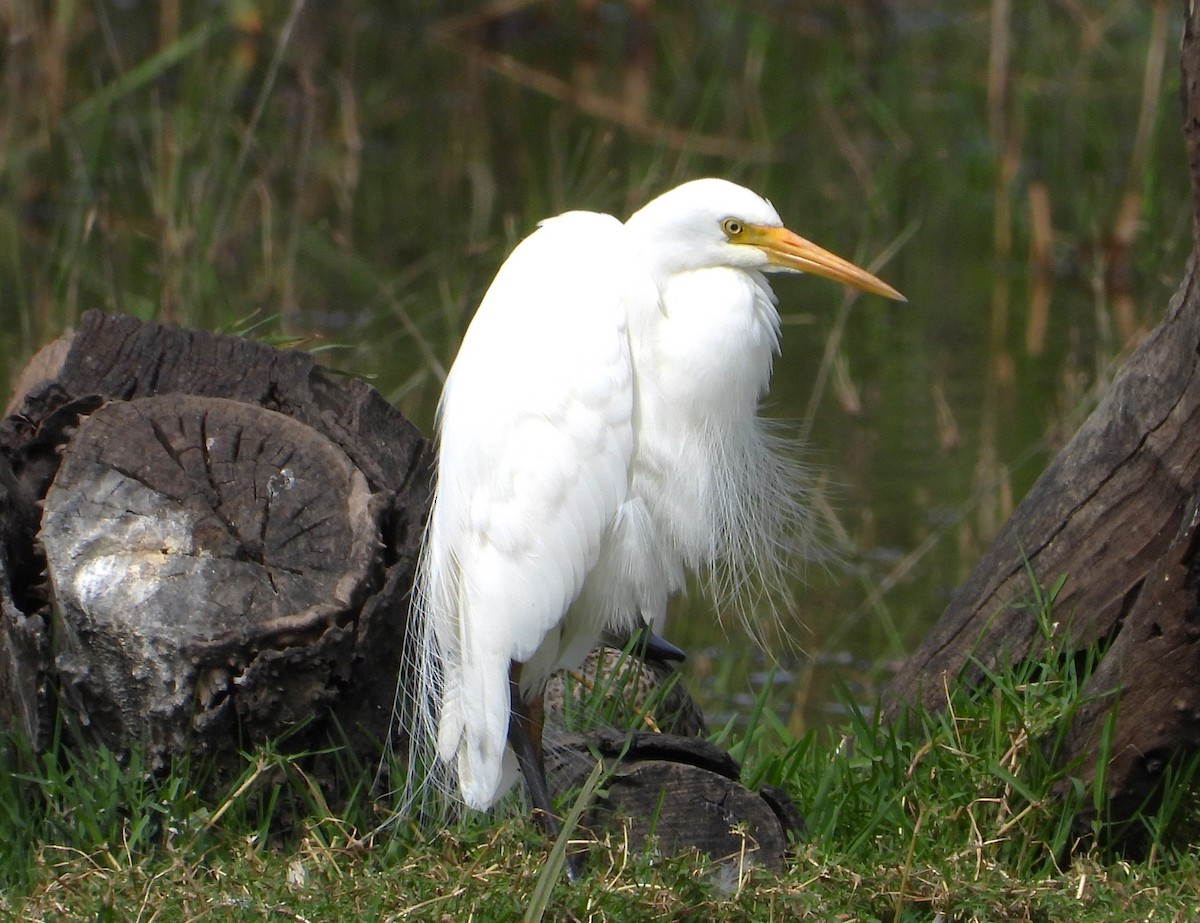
[544, 645, 709, 738]
[547, 729, 800, 873]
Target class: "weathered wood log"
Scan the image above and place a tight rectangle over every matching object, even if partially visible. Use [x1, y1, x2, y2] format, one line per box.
[1060, 491, 1200, 847]
[543, 651, 801, 871]
[885, 6, 1200, 849]
[547, 729, 801, 873]
[0, 310, 432, 780]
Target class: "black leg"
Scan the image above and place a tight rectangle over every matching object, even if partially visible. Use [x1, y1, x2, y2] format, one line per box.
[508, 667, 556, 830]
[508, 664, 581, 881]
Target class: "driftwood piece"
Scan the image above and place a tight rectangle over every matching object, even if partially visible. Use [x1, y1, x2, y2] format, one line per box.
[0, 310, 431, 776]
[547, 729, 801, 873]
[886, 8, 1200, 844]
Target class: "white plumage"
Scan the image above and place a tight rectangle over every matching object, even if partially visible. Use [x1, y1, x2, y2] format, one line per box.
[411, 179, 903, 811]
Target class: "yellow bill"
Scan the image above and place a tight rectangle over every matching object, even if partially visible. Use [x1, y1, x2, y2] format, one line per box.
[742, 224, 906, 302]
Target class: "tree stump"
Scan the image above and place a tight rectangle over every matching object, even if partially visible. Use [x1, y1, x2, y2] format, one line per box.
[885, 7, 1200, 850]
[44, 394, 380, 759]
[0, 309, 431, 778]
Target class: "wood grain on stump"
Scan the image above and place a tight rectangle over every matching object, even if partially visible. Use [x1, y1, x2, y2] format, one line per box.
[43, 395, 378, 762]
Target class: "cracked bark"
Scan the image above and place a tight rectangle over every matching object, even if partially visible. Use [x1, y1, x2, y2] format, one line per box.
[885, 5, 1200, 851]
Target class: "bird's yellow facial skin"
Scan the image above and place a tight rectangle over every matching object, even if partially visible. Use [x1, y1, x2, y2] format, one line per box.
[733, 223, 907, 302]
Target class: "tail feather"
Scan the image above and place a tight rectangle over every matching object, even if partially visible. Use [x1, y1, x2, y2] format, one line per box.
[401, 528, 520, 814]
[441, 628, 513, 810]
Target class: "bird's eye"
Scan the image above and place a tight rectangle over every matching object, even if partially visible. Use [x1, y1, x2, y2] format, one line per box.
[722, 218, 744, 238]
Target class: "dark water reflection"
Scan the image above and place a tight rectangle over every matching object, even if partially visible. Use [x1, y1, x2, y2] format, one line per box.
[1, 1, 1190, 733]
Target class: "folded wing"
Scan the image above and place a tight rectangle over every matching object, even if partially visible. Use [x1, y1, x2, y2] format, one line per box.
[417, 211, 649, 808]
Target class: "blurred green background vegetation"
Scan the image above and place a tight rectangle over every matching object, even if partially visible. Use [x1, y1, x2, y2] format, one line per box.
[0, 0, 1189, 732]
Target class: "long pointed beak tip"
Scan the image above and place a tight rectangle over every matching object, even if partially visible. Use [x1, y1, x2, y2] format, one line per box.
[846, 276, 906, 303]
[756, 225, 907, 304]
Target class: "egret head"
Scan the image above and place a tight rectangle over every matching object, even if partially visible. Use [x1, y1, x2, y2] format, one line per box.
[626, 178, 904, 301]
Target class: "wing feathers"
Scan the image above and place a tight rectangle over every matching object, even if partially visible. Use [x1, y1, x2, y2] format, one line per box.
[415, 212, 648, 808]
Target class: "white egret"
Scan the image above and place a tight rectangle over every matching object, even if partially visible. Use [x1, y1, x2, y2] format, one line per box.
[411, 178, 904, 823]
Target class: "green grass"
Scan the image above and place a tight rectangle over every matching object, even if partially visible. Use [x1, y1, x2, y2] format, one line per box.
[3, 574, 1199, 921]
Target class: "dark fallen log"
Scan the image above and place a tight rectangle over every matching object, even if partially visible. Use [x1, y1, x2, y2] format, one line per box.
[544, 644, 709, 738]
[885, 7, 1200, 851]
[542, 650, 798, 871]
